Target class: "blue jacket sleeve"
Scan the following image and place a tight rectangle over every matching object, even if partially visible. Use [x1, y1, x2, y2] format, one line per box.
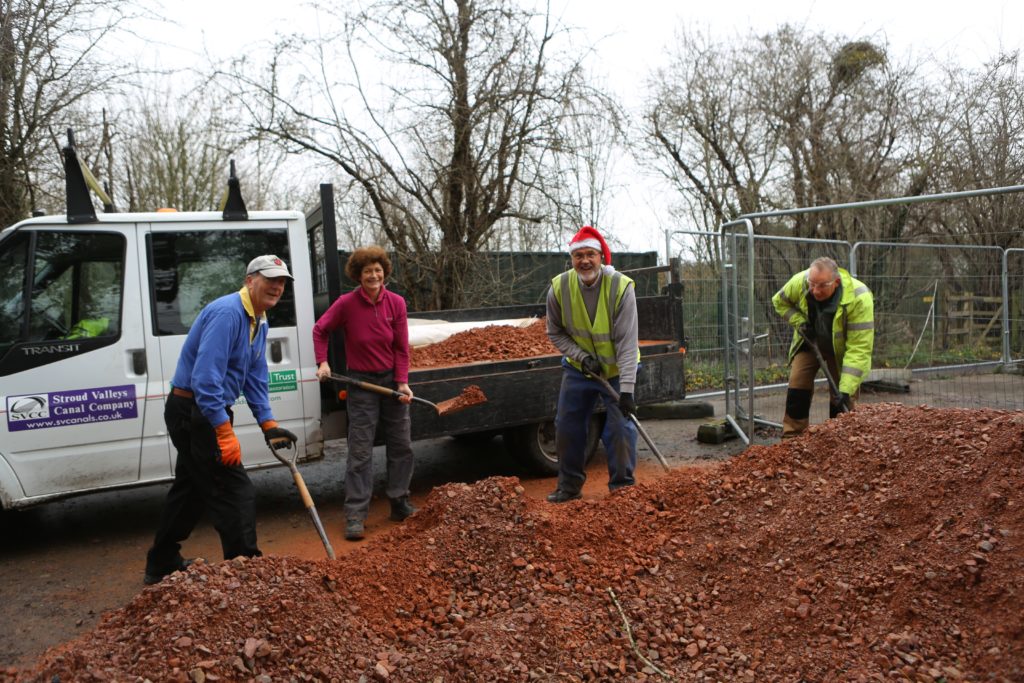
[191, 310, 237, 427]
[243, 325, 274, 425]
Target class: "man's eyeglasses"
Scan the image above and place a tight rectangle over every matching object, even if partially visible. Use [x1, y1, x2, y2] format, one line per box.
[806, 278, 837, 291]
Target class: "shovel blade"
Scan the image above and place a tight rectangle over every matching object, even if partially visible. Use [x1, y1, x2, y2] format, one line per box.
[435, 384, 488, 416]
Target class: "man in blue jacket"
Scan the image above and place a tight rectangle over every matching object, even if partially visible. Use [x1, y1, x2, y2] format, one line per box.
[144, 255, 297, 585]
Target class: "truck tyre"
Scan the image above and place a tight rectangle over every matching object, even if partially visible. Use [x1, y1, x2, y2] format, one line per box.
[504, 415, 603, 476]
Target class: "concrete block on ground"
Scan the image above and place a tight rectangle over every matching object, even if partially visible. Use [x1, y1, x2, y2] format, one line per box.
[638, 400, 715, 420]
[864, 368, 912, 393]
[696, 418, 737, 444]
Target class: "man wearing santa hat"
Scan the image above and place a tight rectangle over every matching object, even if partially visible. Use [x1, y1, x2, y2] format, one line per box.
[545, 225, 640, 502]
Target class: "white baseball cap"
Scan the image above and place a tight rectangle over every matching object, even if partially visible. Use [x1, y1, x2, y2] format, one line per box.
[246, 254, 294, 280]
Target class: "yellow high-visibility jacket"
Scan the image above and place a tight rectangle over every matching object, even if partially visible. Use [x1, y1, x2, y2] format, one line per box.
[772, 268, 874, 394]
[551, 269, 638, 379]
[64, 317, 111, 339]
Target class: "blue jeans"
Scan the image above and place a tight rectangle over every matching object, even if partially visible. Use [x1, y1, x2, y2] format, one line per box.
[554, 363, 638, 494]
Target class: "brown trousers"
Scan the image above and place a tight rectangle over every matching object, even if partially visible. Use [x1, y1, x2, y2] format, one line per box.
[782, 346, 858, 438]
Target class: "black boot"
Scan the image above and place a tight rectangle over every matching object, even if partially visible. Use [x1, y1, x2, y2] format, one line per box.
[344, 518, 365, 541]
[389, 496, 417, 521]
[546, 489, 582, 503]
[143, 557, 195, 585]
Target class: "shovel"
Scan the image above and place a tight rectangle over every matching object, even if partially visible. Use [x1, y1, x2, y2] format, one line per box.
[795, 326, 849, 413]
[582, 371, 671, 472]
[327, 372, 486, 417]
[268, 438, 336, 560]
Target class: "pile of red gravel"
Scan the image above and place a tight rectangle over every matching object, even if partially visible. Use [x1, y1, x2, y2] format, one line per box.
[12, 403, 1023, 682]
[411, 319, 558, 368]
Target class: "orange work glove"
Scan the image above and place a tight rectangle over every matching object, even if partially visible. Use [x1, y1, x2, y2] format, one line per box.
[214, 421, 242, 466]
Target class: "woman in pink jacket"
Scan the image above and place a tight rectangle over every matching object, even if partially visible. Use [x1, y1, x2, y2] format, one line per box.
[312, 246, 415, 541]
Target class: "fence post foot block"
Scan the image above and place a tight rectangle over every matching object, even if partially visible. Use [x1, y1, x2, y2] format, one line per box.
[697, 419, 737, 444]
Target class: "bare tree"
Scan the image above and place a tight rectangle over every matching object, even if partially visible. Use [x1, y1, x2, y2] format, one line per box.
[644, 26, 917, 246]
[223, 0, 601, 310]
[924, 52, 1024, 251]
[532, 86, 627, 238]
[890, 51, 1024, 304]
[111, 95, 236, 211]
[43, 77, 315, 216]
[0, 0, 135, 226]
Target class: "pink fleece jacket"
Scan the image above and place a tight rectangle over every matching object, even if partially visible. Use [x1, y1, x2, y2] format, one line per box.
[312, 286, 410, 384]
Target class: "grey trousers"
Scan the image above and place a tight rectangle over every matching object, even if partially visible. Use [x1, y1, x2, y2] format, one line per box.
[344, 371, 414, 521]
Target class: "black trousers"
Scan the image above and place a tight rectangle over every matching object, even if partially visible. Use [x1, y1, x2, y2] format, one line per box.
[146, 394, 260, 574]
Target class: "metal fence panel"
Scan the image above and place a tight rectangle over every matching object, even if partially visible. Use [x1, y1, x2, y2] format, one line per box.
[851, 242, 1005, 370]
[1008, 249, 1024, 364]
[706, 187, 1024, 443]
[851, 242, 1021, 411]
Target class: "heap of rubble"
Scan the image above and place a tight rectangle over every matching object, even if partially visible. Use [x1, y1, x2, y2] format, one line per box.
[15, 404, 1023, 682]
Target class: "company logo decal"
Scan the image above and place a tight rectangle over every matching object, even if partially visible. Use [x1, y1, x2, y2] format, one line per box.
[6, 384, 138, 432]
[269, 370, 297, 393]
[9, 395, 50, 420]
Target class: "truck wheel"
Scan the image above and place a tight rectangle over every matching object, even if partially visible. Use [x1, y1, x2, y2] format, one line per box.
[504, 415, 603, 476]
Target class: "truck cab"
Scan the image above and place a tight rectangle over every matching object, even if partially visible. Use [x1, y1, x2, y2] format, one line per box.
[0, 141, 322, 510]
[0, 133, 688, 510]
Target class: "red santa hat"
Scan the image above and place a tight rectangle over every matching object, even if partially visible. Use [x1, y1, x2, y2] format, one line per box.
[568, 225, 612, 265]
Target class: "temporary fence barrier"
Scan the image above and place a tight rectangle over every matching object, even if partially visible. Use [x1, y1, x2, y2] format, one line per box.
[668, 185, 1024, 444]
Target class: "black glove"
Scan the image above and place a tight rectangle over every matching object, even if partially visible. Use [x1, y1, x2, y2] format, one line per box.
[264, 426, 298, 449]
[836, 392, 852, 413]
[618, 392, 636, 418]
[580, 356, 602, 378]
[797, 322, 812, 340]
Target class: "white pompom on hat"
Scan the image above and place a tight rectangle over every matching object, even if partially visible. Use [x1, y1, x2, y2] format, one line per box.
[568, 225, 611, 265]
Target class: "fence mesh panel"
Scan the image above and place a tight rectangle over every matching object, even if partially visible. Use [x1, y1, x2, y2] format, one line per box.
[851, 242, 1020, 411]
[1009, 249, 1024, 365]
[677, 226, 1023, 443]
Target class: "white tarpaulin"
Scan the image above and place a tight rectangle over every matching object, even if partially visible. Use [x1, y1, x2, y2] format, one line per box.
[408, 317, 540, 348]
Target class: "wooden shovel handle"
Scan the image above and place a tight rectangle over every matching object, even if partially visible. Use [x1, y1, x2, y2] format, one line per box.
[328, 373, 439, 411]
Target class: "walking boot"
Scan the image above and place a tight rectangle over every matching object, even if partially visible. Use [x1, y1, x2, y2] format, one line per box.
[344, 518, 365, 541]
[389, 496, 417, 521]
[143, 557, 195, 585]
[546, 488, 582, 504]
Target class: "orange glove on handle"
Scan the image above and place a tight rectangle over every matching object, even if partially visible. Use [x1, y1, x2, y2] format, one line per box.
[214, 421, 242, 466]
[261, 420, 298, 449]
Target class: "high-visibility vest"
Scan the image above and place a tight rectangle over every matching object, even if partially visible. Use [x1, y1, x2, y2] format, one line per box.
[552, 270, 637, 378]
[64, 317, 111, 339]
[772, 268, 874, 394]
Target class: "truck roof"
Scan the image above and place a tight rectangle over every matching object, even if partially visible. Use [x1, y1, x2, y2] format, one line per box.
[2, 210, 305, 237]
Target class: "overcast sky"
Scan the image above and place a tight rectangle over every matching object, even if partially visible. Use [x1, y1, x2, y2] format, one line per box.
[138, 0, 1023, 255]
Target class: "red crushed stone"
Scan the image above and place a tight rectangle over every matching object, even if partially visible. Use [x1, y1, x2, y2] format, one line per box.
[10, 403, 1024, 682]
[436, 384, 488, 416]
[411, 319, 558, 368]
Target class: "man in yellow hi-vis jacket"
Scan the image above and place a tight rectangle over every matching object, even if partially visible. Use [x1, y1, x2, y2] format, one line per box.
[545, 225, 640, 502]
[772, 256, 874, 438]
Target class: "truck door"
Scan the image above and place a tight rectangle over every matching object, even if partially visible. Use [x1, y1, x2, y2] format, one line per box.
[145, 222, 308, 467]
[0, 226, 149, 501]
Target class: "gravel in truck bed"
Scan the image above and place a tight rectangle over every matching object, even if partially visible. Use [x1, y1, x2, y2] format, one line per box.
[410, 319, 557, 368]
